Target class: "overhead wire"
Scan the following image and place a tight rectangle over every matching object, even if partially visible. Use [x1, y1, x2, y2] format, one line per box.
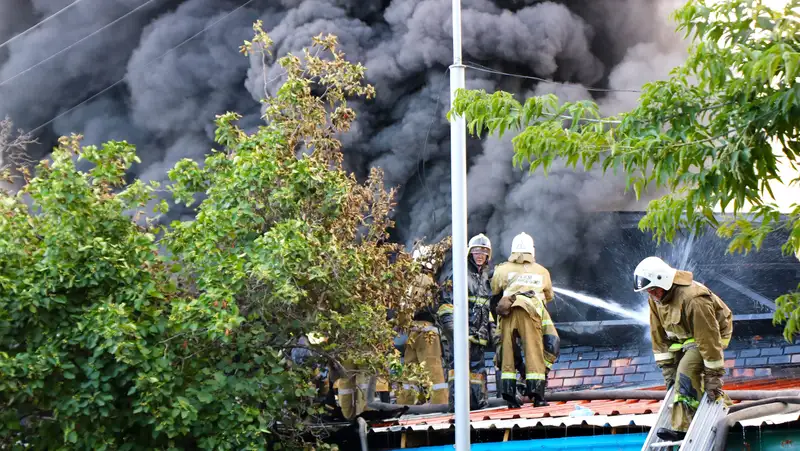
[28, 0, 259, 136]
[459, 62, 771, 156]
[416, 66, 451, 238]
[0, 0, 87, 50]
[0, 0, 160, 87]
[463, 61, 643, 93]
[410, 62, 633, 242]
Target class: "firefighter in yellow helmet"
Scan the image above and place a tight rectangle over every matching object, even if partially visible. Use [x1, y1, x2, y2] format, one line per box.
[491, 232, 559, 408]
[634, 256, 733, 442]
[396, 244, 449, 405]
[438, 233, 494, 411]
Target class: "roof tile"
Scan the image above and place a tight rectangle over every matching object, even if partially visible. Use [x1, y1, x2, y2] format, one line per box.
[383, 377, 800, 431]
[570, 360, 590, 369]
[624, 373, 645, 382]
[746, 357, 768, 366]
[599, 351, 619, 359]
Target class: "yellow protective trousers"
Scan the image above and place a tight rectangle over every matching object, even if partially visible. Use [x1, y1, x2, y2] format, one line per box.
[500, 308, 546, 384]
[397, 321, 449, 405]
[670, 348, 731, 431]
[337, 361, 369, 421]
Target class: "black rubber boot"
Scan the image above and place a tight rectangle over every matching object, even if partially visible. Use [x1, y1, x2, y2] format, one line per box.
[656, 428, 686, 442]
[526, 380, 548, 407]
[501, 379, 523, 409]
[470, 382, 488, 411]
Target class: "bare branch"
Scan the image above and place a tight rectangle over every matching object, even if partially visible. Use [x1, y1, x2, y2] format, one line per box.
[0, 116, 37, 174]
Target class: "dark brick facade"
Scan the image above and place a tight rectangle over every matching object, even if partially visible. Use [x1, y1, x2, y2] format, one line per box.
[545, 335, 800, 391]
[483, 335, 800, 395]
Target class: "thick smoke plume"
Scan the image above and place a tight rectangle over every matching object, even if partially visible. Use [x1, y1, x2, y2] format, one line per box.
[1, 0, 689, 311]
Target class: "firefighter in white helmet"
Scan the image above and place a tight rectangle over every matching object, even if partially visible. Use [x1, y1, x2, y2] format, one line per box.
[396, 244, 449, 405]
[634, 256, 733, 442]
[438, 233, 494, 411]
[490, 232, 559, 408]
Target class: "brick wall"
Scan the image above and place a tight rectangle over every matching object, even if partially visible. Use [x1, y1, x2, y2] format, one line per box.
[482, 335, 800, 396]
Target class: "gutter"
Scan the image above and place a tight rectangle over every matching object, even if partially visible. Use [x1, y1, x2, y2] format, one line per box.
[383, 432, 649, 451]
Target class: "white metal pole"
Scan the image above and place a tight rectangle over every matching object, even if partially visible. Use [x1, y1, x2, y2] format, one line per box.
[449, 0, 470, 449]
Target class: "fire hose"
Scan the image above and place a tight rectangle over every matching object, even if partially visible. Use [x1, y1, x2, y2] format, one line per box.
[712, 396, 800, 451]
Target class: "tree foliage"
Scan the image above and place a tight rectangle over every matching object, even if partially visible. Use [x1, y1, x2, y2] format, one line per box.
[0, 25, 436, 449]
[451, 0, 800, 341]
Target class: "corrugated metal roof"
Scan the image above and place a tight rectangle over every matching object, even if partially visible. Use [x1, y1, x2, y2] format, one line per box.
[369, 378, 800, 434]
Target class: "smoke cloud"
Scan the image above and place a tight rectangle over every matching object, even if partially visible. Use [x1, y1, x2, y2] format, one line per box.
[1, 0, 690, 318]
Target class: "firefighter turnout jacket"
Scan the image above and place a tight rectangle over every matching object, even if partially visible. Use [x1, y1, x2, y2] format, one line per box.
[649, 270, 733, 372]
[397, 272, 449, 405]
[438, 258, 494, 410]
[491, 253, 559, 370]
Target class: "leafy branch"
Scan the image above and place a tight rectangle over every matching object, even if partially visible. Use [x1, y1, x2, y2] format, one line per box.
[450, 0, 800, 341]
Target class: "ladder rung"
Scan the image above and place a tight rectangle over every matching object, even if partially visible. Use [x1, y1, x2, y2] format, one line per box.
[650, 443, 683, 449]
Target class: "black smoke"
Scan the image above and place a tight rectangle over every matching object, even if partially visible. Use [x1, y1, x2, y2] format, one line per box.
[1, 0, 688, 306]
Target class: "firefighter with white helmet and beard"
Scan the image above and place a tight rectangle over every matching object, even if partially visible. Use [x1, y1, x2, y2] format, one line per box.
[396, 244, 449, 406]
[438, 233, 494, 411]
[491, 232, 559, 408]
[634, 256, 733, 442]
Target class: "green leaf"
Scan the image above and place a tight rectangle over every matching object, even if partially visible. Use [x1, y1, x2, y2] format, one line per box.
[197, 392, 214, 404]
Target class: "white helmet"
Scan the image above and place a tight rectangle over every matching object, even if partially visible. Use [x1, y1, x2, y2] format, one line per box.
[510, 232, 535, 255]
[468, 233, 492, 260]
[412, 245, 435, 271]
[307, 332, 327, 345]
[633, 256, 676, 292]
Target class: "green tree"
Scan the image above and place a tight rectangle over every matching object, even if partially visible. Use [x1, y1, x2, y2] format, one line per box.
[0, 25, 435, 449]
[451, 0, 800, 341]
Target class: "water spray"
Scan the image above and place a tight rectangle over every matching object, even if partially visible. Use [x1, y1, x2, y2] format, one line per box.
[675, 230, 696, 271]
[553, 287, 649, 324]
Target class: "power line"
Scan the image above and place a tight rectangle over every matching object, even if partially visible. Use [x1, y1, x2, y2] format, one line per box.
[463, 61, 643, 94]
[0, 0, 87, 50]
[417, 66, 450, 234]
[29, 0, 259, 135]
[0, 0, 159, 87]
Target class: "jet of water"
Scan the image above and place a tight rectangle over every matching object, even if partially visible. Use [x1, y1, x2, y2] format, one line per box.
[676, 230, 696, 271]
[553, 287, 650, 324]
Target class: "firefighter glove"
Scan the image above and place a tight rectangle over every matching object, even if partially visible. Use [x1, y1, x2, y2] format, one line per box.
[497, 296, 513, 317]
[660, 365, 677, 390]
[704, 367, 725, 401]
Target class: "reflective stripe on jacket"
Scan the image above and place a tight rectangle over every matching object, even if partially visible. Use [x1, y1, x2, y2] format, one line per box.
[490, 255, 554, 305]
[490, 255, 560, 366]
[650, 271, 733, 370]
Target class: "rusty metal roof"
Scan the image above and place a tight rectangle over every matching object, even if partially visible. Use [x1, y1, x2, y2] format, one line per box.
[369, 378, 800, 434]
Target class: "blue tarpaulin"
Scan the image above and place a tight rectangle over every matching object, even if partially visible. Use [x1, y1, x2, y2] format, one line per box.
[385, 433, 648, 451]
